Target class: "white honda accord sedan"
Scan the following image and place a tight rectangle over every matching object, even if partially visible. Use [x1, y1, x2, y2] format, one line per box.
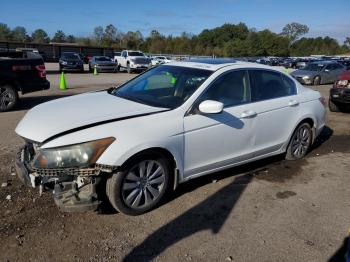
[15, 59, 326, 215]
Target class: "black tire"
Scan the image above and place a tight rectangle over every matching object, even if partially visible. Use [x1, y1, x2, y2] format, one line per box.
[117, 65, 121, 72]
[127, 63, 131, 74]
[0, 84, 19, 112]
[106, 153, 172, 215]
[286, 122, 312, 160]
[313, 76, 321, 86]
[80, 66, 84, 73]
[328, 99, 340, 112]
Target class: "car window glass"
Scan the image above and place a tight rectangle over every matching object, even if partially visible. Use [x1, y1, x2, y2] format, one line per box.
[250, 70, 293, 101]
[200, 70, 250, 108]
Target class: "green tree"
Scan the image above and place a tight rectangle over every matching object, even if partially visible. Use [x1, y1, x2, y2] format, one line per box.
[93, 26, 104, 44]
[281, 22, 309, 43]
[52, 30, 66, 42]
[31, 29, 50, 43]
[0, 23, 12, 41]
[66, 35, 76, 43]
[12, 26, 27, 42]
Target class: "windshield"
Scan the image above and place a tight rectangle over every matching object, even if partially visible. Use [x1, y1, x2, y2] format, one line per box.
[61, 53, 80, 60]
[112, 65, 212, 109]
[303, 63, 326, 71]
[96, 56, 112, 61]
[129, 52, 144, 56]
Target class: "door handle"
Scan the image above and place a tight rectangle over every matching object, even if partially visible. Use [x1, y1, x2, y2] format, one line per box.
[240, 110, 257, 118]
[288, 100, 299, 107]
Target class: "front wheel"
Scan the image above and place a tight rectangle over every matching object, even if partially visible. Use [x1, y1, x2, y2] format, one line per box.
[0, 84, 18, 112]
[313, 76, 321, 86]
[286, 123, 312, 160]
[328, 99, 341, 112]
[106, 154, 172, 215]
[126, 63, 131, 74]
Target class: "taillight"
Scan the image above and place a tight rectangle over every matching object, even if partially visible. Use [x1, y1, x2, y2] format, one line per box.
[35, 65, 46, 78]
[319, 97, 326, 107]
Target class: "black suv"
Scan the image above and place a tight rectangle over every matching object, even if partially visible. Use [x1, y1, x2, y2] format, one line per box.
[59, 52, 84, 72]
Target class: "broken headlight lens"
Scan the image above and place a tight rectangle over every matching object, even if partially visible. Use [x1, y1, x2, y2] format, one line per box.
[32, 137, 115, 169]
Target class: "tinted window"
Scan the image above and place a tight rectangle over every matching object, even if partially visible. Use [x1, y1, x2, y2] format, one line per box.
[200, 70, 250, 107]
[249, 70, 295, 101]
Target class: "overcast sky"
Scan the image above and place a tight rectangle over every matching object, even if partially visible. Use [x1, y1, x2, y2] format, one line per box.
[1, 0, 349, 43]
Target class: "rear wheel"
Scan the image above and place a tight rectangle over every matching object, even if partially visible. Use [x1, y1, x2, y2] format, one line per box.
[0, 84, 18, 112]
[313, 76, 321, 86]
[286, 123, 312, 160]
[127, 63, 131, 74]
[328, 99, 340, 112]
[106, 153, 172, 215]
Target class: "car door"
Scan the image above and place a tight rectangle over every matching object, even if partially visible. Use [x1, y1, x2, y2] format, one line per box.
[183, 69, 255, 178]
[330, 64, 346, 82]
[246, 69, 299, 157]
[120, 51, 127, 67]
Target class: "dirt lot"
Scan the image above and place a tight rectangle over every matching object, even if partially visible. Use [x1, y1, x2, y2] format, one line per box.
[0, 70, 349, 262]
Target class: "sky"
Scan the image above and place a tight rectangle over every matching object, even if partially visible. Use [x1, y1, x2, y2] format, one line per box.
[1, 0, 349, 43]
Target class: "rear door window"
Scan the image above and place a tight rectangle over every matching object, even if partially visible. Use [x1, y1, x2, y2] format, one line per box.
[249, 70, 296, 102]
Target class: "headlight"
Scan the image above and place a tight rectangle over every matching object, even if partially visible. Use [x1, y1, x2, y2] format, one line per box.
[61, 61, 67, 65]
[302, 76, 310, 79]
[32, 137, 115, 169]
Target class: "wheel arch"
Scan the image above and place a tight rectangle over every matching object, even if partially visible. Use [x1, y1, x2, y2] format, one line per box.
[286, 116, 316, 151]
[118, 147, 181, 190]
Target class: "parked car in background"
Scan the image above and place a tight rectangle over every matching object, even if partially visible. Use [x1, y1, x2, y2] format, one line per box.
[153, 56, 172, 64]
[281, 58, 297, 69]
[15, 59, 325, 215]
[150, 57, 160, 66]
[0, 51, 50, 111]
[338, 59, 350, 70]
[115, 50, 152, 73]
[89, 56, 118, 73]
[59, 52, 84, 72]
[329, 70, 350, 112]
[291, 61, 346, 85]
[295, 59, 310, 69]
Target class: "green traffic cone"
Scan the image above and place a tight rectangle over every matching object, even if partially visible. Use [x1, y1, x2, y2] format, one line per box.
[59, 71, 67, 90]
[93, 65, 98, 75]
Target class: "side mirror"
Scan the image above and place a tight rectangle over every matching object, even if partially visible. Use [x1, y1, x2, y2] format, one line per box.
[198, 100, 224, 114]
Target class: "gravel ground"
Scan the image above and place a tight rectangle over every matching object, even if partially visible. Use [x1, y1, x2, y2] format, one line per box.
[0, 69, 349, 262]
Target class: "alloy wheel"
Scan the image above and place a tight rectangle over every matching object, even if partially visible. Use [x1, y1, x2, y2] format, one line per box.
[291, 125, 311, 158]
[122, 160, 165, 209]
[0, 86, 16, 111]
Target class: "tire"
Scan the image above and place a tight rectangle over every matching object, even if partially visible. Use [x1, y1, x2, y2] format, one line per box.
[0, 84, 19, 112]
[80, 66, 84, 73]
[313, 76, 321, 86]
[106, 153, 172, 215]
[127, 63, 131, 74]
[285, 122, 312, 160]
[117, 65, 121, 72]
[329, 99, 340, 112]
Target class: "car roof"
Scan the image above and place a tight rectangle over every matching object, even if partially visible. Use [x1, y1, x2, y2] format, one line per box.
[167, 58, 275, 71]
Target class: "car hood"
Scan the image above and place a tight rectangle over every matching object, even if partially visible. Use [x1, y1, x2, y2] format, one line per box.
[15, 91, 167, 143]
[291, 70, 318, 77]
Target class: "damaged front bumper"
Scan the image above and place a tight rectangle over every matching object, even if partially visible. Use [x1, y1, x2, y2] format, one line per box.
[15, 144, 116, 212]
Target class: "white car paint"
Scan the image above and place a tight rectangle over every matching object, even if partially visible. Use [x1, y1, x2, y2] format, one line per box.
[16, 60, 326, 184]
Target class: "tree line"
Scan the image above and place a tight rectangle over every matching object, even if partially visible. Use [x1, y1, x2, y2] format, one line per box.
[0, 22, 349, 57]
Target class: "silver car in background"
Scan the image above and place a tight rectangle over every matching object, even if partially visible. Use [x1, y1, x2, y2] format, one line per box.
[291, 61, 346, 85]
[88, 56, 118, 73]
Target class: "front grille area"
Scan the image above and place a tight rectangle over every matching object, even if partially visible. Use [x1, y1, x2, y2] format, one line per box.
[134, 58, 149, 64]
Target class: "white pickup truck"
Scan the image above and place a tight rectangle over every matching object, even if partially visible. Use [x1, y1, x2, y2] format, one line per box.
[114, 50, 152, 73]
